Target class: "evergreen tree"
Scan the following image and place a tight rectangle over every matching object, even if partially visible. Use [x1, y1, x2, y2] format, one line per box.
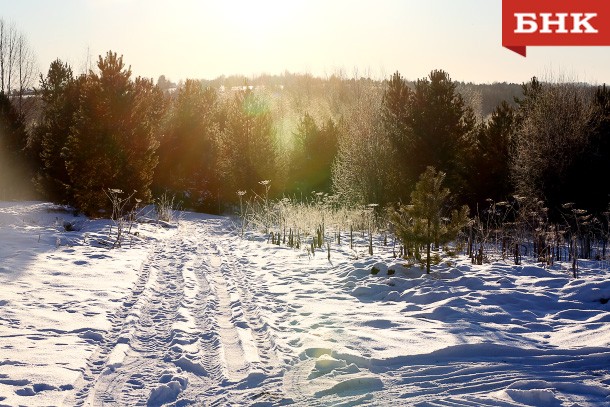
[465, 101, 514, 207]
[391, 167, 469, 273]
[314, 118, 339, 192]
[561, 84, 610, 216]
[155, 79, 220, 212]
[381, 71, 412, 201]
[408, 70, 475, 200]
[33, 59, 81, 202]
[289, 113, 339, 195]
[64, 51, 165, 215]
[0, 90, 31, 198]
[218, 88, 277, 201]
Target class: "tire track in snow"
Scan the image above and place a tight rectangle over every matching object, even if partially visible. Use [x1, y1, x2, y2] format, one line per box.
[201, 246, 252, 383]
[66, 225, 217, 406]
[66, 241, 162, 407]
[194, 219, 287, 404]
[212, 239, 282, 376]
[88, 233, 215, 406]
[68, 218, 287, 406]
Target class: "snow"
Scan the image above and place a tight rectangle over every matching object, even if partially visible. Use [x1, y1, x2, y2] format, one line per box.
[1, 201, 610, 406]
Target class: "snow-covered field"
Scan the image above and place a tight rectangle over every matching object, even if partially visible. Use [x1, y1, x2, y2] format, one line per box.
[1, 202, 609, 406]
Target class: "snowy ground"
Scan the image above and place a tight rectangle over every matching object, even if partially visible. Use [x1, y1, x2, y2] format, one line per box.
[1, 202, 609, 406]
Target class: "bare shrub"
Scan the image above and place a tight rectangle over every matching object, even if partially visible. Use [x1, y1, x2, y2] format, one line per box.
[105, 188, 140, 248]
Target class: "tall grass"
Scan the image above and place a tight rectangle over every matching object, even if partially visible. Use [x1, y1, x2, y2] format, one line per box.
[236, 187, 389, 258]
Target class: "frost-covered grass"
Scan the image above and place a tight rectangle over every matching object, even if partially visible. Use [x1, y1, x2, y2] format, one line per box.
[237, 193, 386, 258]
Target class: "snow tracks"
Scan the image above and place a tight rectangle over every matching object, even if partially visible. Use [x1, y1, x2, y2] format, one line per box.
[67, 216, 285, 406]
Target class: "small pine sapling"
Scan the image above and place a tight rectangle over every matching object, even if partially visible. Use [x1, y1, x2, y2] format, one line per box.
[391, 167, 470, 273]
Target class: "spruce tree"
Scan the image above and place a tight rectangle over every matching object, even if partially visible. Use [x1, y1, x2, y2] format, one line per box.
[290, 113, 338, 195]
[464, 101, 514, 207]
[218, 88, 277, 201]
[381, 71, 412, 201]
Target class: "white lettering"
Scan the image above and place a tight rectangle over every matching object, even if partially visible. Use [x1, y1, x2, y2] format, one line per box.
[540, 13, 569, 34]
[571, 13, 598, 33]
[514, 13, 537, 34]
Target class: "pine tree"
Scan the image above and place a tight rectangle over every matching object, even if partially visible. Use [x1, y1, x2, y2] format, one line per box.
[218, 88, 277, 201]
[33, 59, 81, 202]
[381, 71, 412, 201]
[0, 90, 31, 198]
[64, 51, 165, 216]
[408, 70, 475, 199]
[392, 167, 469, 273]
[155, 79, 220, 211]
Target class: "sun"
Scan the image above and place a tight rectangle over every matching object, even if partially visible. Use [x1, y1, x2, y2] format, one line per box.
[214, 0, 304, 42]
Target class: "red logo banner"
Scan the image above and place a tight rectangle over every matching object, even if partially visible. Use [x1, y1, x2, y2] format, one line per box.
[502, 0, 610, 56]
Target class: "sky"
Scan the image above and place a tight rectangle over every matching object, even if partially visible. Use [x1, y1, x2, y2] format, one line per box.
[2, 0, 610, 85]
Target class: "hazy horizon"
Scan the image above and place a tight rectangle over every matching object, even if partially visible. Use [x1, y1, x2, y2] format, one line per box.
[2, 0, 610, 86]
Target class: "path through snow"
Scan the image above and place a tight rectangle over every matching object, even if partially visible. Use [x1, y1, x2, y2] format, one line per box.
[1, 204, 610, 406]
[65, 218, 286, 406]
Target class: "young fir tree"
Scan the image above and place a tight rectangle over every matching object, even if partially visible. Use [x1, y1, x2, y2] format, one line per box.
[392, 166, 470, 273]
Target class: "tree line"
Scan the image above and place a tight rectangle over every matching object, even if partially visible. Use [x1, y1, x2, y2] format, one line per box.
[1, 48, 609, 224]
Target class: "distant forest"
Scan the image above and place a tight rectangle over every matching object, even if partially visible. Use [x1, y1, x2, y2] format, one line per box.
[1, 43, 610, 226]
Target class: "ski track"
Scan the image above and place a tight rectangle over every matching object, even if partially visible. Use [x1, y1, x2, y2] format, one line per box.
[66, 217, 285, 406]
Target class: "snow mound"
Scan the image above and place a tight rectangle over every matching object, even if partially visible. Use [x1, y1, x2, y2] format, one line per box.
[504, 388, 559, 406]
[147, 372, 188, 406]
[314, 376, 383, 397]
